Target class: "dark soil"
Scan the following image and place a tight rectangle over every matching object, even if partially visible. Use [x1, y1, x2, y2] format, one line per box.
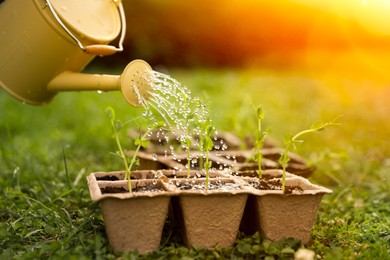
[249, 176, 303, 195]
[100, 186, 127, 193]
[174, 180, 241, 191]
[100, 182, 165, 194]
[96, 175, 120, 181]
[95, 174, 146, 181]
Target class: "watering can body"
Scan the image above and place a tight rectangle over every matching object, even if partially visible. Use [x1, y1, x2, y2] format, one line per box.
[0, 0, 151, 106]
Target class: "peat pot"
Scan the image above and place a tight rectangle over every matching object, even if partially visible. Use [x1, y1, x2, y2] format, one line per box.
[165, 177, 248, 249]
[239, 169, 332, 244]
[87, 172, 172, 254]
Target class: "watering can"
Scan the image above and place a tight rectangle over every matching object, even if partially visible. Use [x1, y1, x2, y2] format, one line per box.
[0, 0, 152, 106]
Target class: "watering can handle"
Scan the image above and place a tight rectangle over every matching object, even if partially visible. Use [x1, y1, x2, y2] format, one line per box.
[45, 0, 126, 56]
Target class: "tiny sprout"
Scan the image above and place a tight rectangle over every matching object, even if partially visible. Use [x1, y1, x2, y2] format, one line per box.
[155, 121, 165, 128]
[279, 116, 341, 193]
[114, 120, 122, 131]
[134, 135, 150, 148]
[257, 105, 264, 120]
[253, 105, 270, 180]
[105, 107, 157, 193]
[199, 121, 216, 190]
[183, 135, 192, 178]
[105, 106, 115, 119]
[105, 106, 133, 192]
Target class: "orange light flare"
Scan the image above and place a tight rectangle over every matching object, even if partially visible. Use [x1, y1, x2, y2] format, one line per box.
[295, 1, 390, 75]
[296, 0, 390, 109]
[222, 1, 390, 81]
[123, 0, 390, 109]
[224, 0, 390, 129]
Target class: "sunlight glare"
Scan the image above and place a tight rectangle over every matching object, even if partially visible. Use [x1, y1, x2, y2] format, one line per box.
[292, 0, 390, 36]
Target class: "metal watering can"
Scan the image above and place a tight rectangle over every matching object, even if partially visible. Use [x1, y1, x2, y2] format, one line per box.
[0, 0, 152, 106]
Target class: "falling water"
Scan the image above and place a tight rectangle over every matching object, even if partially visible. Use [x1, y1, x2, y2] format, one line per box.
[133, 69, 232, 173]
[142, 71, 209, 131]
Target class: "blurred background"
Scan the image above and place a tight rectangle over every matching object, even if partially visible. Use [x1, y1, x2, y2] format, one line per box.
[85, 0, 390, 160]
[93, 0, 390, 83]
[1, 1, 389, 257]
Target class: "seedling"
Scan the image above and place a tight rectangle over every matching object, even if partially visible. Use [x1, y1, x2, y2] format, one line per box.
[279, 117, 341, 192]
[178, 95, 215, 183]
[252, 105, 270, 179]
[182, 134, 193, 178]
[199, 121, 216, 190]
[179, 110, 196, 178]
[105, 107, 164, 192]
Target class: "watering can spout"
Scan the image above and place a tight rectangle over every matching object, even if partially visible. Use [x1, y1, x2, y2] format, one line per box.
[47, 59, 153, 106]
[0, 0, 153, 106]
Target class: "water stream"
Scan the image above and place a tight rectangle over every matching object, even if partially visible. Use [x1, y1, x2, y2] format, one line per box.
[134, 69, 235, 172]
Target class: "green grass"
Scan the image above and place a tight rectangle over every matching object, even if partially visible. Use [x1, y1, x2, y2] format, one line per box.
[1, 66, 389, 259]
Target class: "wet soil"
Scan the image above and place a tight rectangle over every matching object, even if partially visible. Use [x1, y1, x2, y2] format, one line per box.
[96, 175, 120, 181]
[101, 186, 127, 193]
[174, 180, 241, 191]
[249, 176, 303, 194]
[95, 174, 146, 181]
[100, 182, 165, 194]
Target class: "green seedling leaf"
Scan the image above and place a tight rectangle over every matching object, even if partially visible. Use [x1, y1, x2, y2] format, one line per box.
[206, 124, 214, 136]
[205, 137, 214, 151]
[135, 136, 150, 148]
[140, 139, 150, 148]
[155, 121, 165, 128]
[257, 105, 264, 120]
[185, 136, 192, 147]
[110, 151, 122, 159]
[204, 160, 212, 169]
[279, 152, 290, 165]
[105, 107, 115, 120]
[255, 133, 266, 145]
[254, 152, 263, 162]
[134, 136, 141, 146]
[114, 120, 122, 131]
[310, 120, 326, 131]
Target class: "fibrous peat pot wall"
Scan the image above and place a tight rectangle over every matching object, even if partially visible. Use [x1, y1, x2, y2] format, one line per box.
[176, 193, 248, 249]
[101, 196, 170, 253]
[255, 193, 324, 244]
